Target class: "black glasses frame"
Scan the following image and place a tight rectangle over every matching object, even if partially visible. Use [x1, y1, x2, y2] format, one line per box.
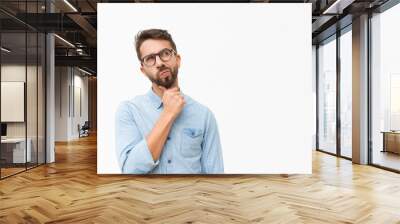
[141, 48, 177, 67]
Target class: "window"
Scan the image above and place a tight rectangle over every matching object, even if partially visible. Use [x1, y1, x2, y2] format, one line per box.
[318, 36, 337, 155]
[370, 3, 400, 171]
[339, 28, 352, 158]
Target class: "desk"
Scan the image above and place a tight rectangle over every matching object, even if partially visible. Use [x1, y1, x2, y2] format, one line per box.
[381, 131, 400, 154]
[1, 138, 31, 163]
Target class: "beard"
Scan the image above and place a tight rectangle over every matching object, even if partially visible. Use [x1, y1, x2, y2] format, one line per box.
[147, 65, 178, 89]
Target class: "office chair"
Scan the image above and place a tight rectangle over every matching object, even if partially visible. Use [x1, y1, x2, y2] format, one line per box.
[79, 121, 90, 138]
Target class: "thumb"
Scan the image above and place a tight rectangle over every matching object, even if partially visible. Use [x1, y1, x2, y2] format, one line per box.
[158, 85, 167, 95]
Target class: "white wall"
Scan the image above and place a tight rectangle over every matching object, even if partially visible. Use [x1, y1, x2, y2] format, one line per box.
[98, 4, 312, 174]
[55, 67, 89, 141]
[55, 66, 69, 141]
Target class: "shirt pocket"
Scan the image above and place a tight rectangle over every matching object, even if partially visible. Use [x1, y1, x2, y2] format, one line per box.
[180, 128, 203, 158]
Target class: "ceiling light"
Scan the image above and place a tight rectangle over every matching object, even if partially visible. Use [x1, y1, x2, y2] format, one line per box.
[54, 34, 75, 48]
[78, 67, 93, 76]
[322, 0, 354, 15]
[63, 0, 78, 12]
[1, 47, 11, 53]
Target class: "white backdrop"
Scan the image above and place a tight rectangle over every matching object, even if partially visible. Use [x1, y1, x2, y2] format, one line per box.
[97, 3, 312, 174]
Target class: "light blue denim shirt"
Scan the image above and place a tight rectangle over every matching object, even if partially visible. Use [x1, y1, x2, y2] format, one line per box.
[115, 88, 224, 174]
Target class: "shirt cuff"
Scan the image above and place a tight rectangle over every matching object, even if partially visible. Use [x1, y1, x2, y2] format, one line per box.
[122, 139, 159, 174]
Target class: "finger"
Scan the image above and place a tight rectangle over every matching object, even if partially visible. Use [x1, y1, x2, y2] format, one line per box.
[167, 87, 179, 92]
[167, 90, 180, 96]
[173, 94, 182, 100]
[177, 96, 185, 103]
[174, 93, 184, 98]
[167, 92, 181, 98]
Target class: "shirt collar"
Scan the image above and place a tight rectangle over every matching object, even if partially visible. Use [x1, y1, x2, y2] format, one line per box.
[147, 88, 163, 109]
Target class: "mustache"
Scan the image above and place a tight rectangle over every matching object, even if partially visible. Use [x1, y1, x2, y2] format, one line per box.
[157, 66, 171, 76]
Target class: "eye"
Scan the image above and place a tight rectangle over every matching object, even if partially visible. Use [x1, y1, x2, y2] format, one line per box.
[144, 54, 156, 65]
[161, 49, 172, 57]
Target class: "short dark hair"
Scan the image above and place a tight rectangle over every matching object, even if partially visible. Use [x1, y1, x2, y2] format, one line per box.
[135, 29, 177, 61]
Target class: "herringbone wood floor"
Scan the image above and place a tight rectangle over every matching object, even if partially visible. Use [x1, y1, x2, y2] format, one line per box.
[1, 134, 400, 224]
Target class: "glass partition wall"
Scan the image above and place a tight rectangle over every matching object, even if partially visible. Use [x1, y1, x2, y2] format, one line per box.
[316, 26, 352, 159]
[0, 1, 46, 179]
[317, 35, 337, 155]
[339, 27, 352, 159]
[316, 0, 400, 173]
[370, 3, 400, 172]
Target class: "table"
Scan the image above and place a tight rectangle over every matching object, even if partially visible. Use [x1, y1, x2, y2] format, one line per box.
[1, 138, 32, 164]
[381, 131, 400, 154]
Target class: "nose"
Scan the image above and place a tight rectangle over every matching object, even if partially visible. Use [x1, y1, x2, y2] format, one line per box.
[155, 55, 164, 67]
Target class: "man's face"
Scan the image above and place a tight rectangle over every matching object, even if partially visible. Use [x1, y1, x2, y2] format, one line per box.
[139, 39, 181, 89]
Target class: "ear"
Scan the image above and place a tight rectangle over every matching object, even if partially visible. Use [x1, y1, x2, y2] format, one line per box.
[176, 54, 181, 68]
[140, 65, 145, 74]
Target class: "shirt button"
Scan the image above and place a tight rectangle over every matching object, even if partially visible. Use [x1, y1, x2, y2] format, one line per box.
[168, 159, 171, 164]
[167, 136, 171, 140]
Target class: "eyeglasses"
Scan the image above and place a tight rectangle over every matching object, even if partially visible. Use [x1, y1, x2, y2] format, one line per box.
[141, 48, 176, 67]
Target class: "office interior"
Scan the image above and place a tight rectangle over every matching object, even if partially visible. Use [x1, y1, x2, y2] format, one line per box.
[0, 0, 399, 223]
[0, 0, 97, 179]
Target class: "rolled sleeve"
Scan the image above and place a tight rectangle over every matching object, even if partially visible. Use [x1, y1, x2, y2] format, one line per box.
[121, 139, 159, 174]
[115, 101, 159, 174]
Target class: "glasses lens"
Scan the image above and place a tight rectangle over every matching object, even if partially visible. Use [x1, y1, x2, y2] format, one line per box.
[160, 49, 173, 61]
[144, 55, 156, 66]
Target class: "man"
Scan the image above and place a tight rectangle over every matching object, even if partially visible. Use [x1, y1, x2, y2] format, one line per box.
[115, 29, 224, 174]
